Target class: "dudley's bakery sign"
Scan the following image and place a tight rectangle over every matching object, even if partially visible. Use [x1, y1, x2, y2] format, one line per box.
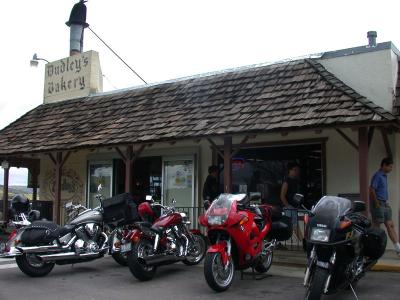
[43, 50, 103, 103]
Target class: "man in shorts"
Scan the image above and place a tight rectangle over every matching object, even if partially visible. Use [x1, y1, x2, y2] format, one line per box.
[369, 157, 400, 256]
[280, 162, 303, 242]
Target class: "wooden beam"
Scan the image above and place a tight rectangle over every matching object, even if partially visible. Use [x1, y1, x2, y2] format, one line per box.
[223, 136, 232, 193]
[358, 127, 369, 217]
[115, 147, 126, 162]
[133, 144, 146, 162]
[336, 129, 358, 150]
[231, 135, 250, 158]
[60, 151, 71, 168]
[48, 153, 56, 165]
[368, 127, 375, 148]
[380, 128, 393, 158]
[207, 138, 224, 159]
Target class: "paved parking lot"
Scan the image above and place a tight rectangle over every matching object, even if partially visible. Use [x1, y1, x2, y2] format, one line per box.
[0, 257, 399, 300]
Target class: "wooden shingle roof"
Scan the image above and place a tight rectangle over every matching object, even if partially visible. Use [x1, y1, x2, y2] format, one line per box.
[0, 59, 397, 155]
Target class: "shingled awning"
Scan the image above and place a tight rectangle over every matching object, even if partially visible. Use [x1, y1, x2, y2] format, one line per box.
[0, 58, 398, 156]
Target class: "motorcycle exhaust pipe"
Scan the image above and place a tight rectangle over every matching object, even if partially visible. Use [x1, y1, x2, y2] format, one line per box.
[139, 254, 182, 266]
[39, 251, 102, 262]
[17, 245, 61, 253]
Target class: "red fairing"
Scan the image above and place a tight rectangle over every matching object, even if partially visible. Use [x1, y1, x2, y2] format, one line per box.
[153, 212, 183, 228]
[138, 202, 155, 219]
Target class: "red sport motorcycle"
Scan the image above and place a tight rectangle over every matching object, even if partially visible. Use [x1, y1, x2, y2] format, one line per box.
[199, 193, 293, 292]
[124, 196, 207, 281]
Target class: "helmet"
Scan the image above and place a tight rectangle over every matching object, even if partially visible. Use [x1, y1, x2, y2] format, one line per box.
[11, 195, 30, 213]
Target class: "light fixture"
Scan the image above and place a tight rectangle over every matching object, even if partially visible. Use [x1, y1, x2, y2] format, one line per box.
[1, 160, 10, 170]
[30, 53, 50, 67]
[66, 0, 89, 56]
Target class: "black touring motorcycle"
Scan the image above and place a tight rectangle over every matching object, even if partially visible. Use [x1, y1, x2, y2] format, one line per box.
[301, 195, 387, 300]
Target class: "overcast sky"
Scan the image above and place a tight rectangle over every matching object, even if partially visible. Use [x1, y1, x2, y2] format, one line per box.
[1, 0, 400, 185]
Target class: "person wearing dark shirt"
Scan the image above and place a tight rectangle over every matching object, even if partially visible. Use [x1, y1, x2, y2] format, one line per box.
[280, 162, 303, 241]
[202, 165, 219, 206]
[369, 157, 400, 256]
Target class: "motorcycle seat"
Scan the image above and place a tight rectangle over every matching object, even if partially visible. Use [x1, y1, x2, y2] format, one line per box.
[59, 224, 75, 236]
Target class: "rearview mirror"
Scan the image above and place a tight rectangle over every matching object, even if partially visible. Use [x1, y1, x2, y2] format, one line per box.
[97, 184, 103, 193]
[353, 201, 366, 213]
[249, 192, 261, 202]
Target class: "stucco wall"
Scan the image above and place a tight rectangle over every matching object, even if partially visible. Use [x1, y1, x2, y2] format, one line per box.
[319, 49, 397, 112]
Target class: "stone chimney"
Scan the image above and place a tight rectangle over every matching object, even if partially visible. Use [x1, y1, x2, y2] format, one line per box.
[367, 31, 377, 48]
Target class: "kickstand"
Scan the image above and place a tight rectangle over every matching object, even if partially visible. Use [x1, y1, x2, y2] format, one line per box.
[349, 283, 359, 300]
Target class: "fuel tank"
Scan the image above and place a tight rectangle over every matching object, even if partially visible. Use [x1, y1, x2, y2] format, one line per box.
[153, 212, 182, 228]
[70, 209, 103, 225]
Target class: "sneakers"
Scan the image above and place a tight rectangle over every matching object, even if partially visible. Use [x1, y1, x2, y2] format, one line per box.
[394, 243, 400, 257]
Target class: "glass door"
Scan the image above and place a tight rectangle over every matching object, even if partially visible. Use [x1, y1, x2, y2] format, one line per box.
[162, 158, 194, 209]
[88, 161, 113, 208]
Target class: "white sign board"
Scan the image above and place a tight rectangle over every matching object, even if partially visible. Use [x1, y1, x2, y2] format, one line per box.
[44, 50, 103, 103]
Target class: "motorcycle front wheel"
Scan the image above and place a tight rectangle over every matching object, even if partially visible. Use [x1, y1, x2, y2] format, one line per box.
[112, 252, 128, 266]
[183, 233, 207, 266]
[304, 266, 329, 300]
[127, 239, 157, 281]
[204, 252, 235, 292]
[15, 254, 55, 277]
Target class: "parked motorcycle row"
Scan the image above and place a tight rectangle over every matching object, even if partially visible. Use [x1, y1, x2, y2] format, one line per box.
[0, 189, 388, 300]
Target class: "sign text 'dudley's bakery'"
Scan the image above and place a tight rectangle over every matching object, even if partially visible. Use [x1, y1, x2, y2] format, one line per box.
[43, 51, 102, 103]
[46, 55, 88, 94]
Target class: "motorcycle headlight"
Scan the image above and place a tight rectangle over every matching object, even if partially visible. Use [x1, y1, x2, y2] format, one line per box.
[310, 228, 331, 242]
[207, 215, 226, 226]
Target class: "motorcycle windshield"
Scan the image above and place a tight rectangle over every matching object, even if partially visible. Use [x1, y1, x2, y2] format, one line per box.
[205, 194, 246, 225]
[312, 196, 352, 223]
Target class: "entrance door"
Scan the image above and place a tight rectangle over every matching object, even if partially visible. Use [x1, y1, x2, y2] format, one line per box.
[162, 158, 194, 208]
[88, 161, 113, 208]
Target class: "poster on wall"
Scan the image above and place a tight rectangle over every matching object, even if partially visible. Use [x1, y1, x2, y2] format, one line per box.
[167, 160, 193, 189]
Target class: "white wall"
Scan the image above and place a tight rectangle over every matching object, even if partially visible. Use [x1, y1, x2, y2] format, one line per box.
[319, 49, 397, 112]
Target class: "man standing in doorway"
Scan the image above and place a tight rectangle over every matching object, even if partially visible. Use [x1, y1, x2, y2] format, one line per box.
[202, 165, 219, 207]
[280, 162, 303, 242]
[370, 157, 400, 256]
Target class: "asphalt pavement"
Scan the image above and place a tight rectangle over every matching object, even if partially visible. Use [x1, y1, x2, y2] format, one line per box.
[0, 257, 399, 300]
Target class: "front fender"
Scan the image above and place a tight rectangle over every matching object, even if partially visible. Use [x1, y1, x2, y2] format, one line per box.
[208, 241, 229, 266]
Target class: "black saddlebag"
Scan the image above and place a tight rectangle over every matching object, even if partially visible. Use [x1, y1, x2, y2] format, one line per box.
[270, 216, 293, 241]
[101, 193, 139, 226]
[21, 221, 60, 246]
[362, 227, 387, 260]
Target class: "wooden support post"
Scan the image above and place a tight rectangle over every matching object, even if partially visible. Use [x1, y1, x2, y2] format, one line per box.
[2, 166, 10, 222]
[53, 152, 63, 224]
[368, 127, 375, 148]
[207, 138, 224, 159]
[49, 152, 70, 224]
[358, 127, 369, 217]
[125, 146, 134, 194]
[224, 136, 232, 193]
[31, 167, 39, 202]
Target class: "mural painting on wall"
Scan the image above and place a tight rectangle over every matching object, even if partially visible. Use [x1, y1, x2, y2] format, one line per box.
[43, 169, 84, 203]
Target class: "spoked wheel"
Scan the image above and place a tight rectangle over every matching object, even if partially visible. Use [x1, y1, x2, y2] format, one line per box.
[254, 238, 274, 273]
[15, 253, 55, 277]
[127, 239, 157, 281]
[204, 252, 235, 292]
[304, 267, 329, 300]
[183, 234, 207, 266]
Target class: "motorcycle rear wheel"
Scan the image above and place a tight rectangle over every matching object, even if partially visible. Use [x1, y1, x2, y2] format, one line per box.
[15, 254, 55, 277]
[127, 239, 157, 281]
[304, 266, 329, 300]
[183, 234, 207, 266]
[204, 252, 235, 292]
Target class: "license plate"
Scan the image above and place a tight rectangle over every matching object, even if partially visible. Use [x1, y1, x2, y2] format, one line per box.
[120, 243, 132, 253]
